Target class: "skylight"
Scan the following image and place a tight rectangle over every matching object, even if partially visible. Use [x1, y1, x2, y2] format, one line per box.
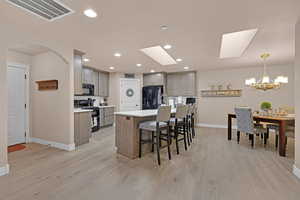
[220, 29, 258, 59]
[140, 46, 177, 66]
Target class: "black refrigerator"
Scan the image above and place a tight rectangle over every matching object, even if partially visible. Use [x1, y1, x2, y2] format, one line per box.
[142, 85, 164, 110]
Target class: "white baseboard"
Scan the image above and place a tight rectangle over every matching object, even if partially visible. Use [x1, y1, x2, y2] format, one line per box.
[30, 137, 75, 151]
[293, 165, 300, 180]
[197, 123, 237, 130]
[0, 164, 9, 176]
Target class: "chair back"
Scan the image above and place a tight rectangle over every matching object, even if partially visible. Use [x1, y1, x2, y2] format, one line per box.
[156, 105, 171, 122]
[175, 104, 187, 119]
[234, 107, 254, 134]
[191, 104, 197, 115]
[187, 104, 193, 116]
[279, 106, 295, 114]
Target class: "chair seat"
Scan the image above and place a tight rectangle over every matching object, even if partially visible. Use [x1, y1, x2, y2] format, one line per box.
[169, 118, 184, 126]
[266, 123, 279, 130]
[254, 127, 267, 134]
[139, 121, 168, 131]
[286, 126, 295, 138]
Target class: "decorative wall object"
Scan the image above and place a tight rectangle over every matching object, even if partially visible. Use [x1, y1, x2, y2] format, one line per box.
[36, 80, 58, 91]
[201, 89, 242, 97]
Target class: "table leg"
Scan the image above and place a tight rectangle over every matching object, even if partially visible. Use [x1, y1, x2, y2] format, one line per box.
[279, 120, 286, 157]
[228, 115, 232, 140]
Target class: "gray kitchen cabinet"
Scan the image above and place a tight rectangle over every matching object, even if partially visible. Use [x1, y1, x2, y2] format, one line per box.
[143, 72, 167, 86]
[82, 67, 94, 85]
[99, 107, 114, 127]
[167, 71, 196, 96]
[74, 51, 84, 95]
[74, 112, 91, 147]
[98, 72, 109, 97]
[93, 71, 99, 96]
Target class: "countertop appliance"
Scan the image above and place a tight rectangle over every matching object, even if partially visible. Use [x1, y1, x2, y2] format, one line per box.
[82, 84, 95, 96]
[74, 99, 100, 132]
[142, 85, 164, 110]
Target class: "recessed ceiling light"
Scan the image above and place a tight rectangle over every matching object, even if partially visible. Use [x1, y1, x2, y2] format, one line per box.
[114, 52, 122, 57]
[160, 25, 168, 30]
[84, 9, 97, 18]
[83, 58, 90, 62]
[176, 58, 183, 62]
[150, 69, 155, 73]
[184, 66, 189, 70]
[109, 67, 115, 70]
[140, 46, 177, 66]
[220, 28, 258, 58]
[163, 44, 172, 50]
[136, 64, 142, 67]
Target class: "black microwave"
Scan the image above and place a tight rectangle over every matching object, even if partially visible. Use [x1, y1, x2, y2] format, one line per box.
[82, 84, 94, 96]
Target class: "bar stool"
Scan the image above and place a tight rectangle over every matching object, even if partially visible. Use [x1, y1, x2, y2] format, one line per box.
[170, 104, 188, 154]
[139, 106, 172, 165]
[191, 104, 197, 138]
[186, 104, 193, 145]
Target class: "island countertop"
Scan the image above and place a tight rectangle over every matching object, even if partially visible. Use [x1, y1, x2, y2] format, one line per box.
[114, 109, 176, 117]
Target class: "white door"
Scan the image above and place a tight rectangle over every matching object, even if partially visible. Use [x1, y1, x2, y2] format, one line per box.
[7, 65, 26, 146]
[120, 79, 141, 111]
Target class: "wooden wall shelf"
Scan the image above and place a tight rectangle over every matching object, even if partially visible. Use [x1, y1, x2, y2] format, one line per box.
[201, 90, 242, 97]
[36, 80, 58, 91]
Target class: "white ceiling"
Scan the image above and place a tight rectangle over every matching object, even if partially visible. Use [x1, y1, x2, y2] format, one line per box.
[1, 0, 299, 72]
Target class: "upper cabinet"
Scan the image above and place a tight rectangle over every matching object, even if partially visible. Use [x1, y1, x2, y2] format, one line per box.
[143, 72, 167, 87]
[93, 71, 99, 96]
[81, 67, 109, 97]
[82, 67, 94, 85]
[98, 72, 109, 97]
[73, 50, 84, 95]
[167, 71, 196, 96]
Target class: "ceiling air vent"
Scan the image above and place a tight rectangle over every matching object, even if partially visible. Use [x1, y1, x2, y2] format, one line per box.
[6, 0, 74, 21]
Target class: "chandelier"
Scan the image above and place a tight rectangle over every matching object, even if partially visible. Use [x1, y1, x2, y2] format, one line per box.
[245, 53, 288, 91]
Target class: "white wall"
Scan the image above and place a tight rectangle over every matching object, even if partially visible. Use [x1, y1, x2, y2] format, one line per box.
[30, 51, 74, 146]
[197, 64, 294, 126]
[7, 50, 32, 66]
[294, 20, 300, 172]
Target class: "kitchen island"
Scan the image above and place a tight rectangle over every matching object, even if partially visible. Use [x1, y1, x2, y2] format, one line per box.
[115, 109, 175, 159]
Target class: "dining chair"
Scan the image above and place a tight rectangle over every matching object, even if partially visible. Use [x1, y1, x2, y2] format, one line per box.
[267, 106, 295, 148]
[170, 104, 188, 154]
[235, 107, 268, 147]
[139, 105, 172, 165]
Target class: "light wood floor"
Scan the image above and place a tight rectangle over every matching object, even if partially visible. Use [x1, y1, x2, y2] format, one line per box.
[1, 127, 300, 200]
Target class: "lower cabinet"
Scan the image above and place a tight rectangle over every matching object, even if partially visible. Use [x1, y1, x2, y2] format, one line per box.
[74, 112, 92, 147]
[100, 107, 115, 127]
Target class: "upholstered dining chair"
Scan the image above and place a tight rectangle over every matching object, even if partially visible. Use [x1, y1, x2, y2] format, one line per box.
[267, 106, 295, 149]
[170, 104, 188, 154]
[235, 107, 268, 147]
[139, 105, 172, 165]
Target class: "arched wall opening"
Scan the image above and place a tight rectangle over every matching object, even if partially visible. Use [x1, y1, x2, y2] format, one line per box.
[1, 43, 75, 175]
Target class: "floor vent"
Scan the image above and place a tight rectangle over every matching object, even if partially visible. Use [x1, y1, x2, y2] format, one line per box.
[6, 0, 74, 21]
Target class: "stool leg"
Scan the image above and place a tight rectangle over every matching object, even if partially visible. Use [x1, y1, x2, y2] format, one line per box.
[175, 126, 179, 154]
[156, 130, 161, 165]
[139, 129, 142, 158]
[275, 134, 278, 149]
[183, 125, 188, 151]
[151, 131, 154, 152]
[186, 120, 190, 146]
[237, 131, 240, 144]
[167, 126, 171, 160]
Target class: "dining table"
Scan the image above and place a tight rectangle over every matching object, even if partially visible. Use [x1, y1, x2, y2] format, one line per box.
[228, 113, 295, 157]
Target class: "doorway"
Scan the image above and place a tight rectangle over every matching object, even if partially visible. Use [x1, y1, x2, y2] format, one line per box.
[120, 78, 141, 111]
[7, 64, 28, 146]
